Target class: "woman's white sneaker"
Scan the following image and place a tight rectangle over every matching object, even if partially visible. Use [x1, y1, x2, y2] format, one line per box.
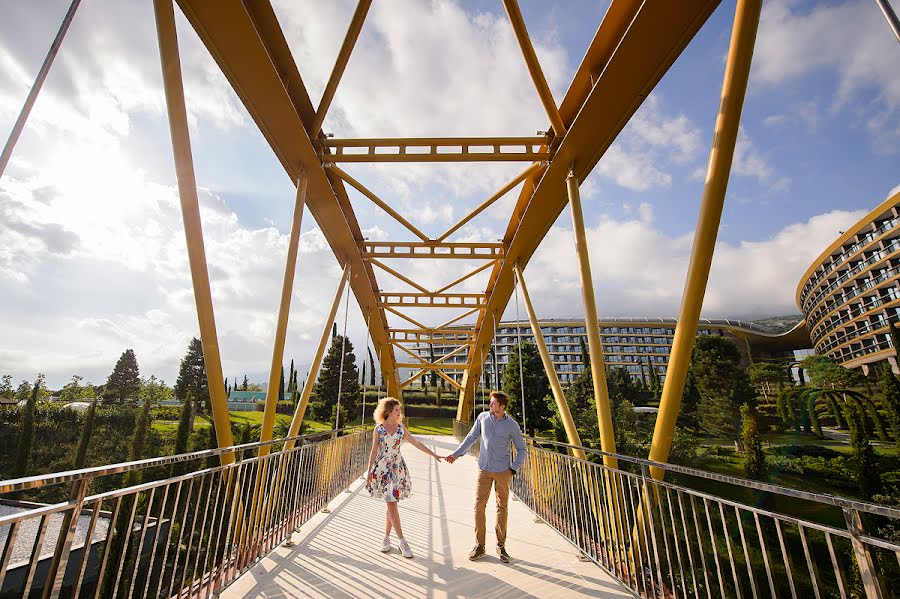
[398, 538, 413, 558]
[380, 537, 391, 553]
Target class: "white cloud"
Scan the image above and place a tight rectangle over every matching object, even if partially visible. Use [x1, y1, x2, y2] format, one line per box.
[590, 95, 704, 192]
[754, 0, 899, 151]
[519, 208, 868, 320]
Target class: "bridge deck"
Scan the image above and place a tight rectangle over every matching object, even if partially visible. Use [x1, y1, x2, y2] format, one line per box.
[222, 435, 630, 598]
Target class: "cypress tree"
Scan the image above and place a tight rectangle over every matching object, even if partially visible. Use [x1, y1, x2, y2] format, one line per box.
[123, 378, 157, 487]
[175, 391, 194, 454]
[241, 374, 249, 391]
[279, 365, 286, 401]
[175, 338, 210, 413]
[368, 348, 376, 386]
[14, 375, 43, 477]
[844, 401, 882, 500]
[741, 404, 766, 480]
[880, 365, 900, 442]
[74, 398, 99, 469]
[579, 337, 589, 369]
[105, 349, 140, 404]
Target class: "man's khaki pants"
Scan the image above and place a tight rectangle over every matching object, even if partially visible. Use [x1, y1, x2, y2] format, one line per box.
[474, 468, 512, 547]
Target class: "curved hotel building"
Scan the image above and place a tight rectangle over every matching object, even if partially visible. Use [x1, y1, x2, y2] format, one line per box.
[423, 317, 809, 385]
[797, 191, 900, 373]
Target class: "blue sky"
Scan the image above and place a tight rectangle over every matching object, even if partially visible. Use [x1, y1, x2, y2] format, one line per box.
[0, 0, 897, 388]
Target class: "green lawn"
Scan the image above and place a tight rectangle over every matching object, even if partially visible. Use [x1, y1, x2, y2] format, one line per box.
[151, 411, 453, 437]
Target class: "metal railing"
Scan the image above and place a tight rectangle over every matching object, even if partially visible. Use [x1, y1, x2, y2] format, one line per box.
[0, 427, 369, 598]
[453, 420, 900, 598]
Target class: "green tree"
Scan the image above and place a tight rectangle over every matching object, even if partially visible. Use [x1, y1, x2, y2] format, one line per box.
[579, 337, 589, 368]
[368, 348, 376, 386]
[0, 374, 12, 399]
[105, 349, 141, 404]
[241, 374, 249, 391]
[740, 404, 766, 479]
[15, 379, 31, 403]
[59, 374, 85, 403]
[74, 398, 99, 469]
[502, 341, 553, 436]
[14, 374, 44, 477]
[844, 400, 882, 500]
[429, 345, 438, 389]
[689, 336, 755, 445]
[172, 391, 194, 476]
[646, 357, 661, 401]
[175, 338, 210, 414]
[279, 365, 286, 402]
[678, 367, 701, 430]
[310, 334, 360, 427]
[747, 362, 789, 402]
[123, 377, 161, 486]
[800, 354, 865, 388]
[880, 365, 900, 442]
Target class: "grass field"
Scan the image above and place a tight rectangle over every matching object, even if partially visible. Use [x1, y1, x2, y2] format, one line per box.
[152, 411, 454, 437]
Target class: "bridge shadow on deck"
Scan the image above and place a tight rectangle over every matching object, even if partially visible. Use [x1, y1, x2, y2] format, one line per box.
[222, 436, 631, 599]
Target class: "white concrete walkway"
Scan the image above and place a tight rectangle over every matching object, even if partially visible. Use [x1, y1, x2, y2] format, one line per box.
[223, 435, 631, 599]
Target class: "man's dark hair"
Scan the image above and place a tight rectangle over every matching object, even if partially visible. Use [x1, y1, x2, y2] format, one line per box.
[491, 390, 509, 408]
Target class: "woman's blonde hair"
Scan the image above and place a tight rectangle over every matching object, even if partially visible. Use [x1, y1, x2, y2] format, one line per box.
[374, 397, 402, 424]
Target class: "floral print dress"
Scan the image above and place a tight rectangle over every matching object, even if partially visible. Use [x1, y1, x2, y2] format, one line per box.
[367, 423, 411, 502]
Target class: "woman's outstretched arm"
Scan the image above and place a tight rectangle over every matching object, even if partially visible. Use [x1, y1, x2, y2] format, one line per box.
[403, 427, 441, 459]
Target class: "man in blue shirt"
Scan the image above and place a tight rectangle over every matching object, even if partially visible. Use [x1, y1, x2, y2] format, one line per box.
[446, 390, 526, 563]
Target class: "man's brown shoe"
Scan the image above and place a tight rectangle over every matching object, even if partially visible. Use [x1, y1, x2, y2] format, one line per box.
[469, 545, 485, 560]
[497, 545, 511, 563]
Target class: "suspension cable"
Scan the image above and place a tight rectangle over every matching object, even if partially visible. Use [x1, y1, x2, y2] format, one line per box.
[513, 266, 527, 435]
[361, 309, 372, 426]
[0, 0, 82, 180]
[334, 266, 351, 431]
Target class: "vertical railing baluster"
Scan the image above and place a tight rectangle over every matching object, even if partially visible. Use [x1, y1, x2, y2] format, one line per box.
[153, 479, 184, 599]
[717, 502, 742, 599]
[753, 512, 776, 598]
[774, 519, 798, 599]
[799, 524, 822, 599]
[825, 531, 849, 599]
[733, 506, 758, 599]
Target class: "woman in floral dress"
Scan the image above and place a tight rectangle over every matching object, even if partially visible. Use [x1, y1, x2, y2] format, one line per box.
[366, 397, 442, 558]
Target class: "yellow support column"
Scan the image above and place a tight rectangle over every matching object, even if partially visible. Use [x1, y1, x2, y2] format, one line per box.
[284, 264, 351, 450]
[566, 168, 618, 468]
[154, 0, 234, 460]
[648, 0, 763, 480]
[247, 174, 307, 553]
[514, 265, 585, 460]
[259, 175, 308, 454]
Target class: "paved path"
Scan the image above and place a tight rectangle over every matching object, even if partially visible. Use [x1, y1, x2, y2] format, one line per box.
[223, 435, 631, 598]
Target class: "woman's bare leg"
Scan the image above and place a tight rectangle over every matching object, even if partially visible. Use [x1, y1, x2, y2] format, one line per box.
[386, 501, 404, 539]
[384, 509, 393, 537]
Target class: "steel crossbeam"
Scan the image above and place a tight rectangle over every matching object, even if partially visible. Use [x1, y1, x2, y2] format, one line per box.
[322, 136, 550, 163]
[378, 292, 486, 308]
[363, 241, 505, 259]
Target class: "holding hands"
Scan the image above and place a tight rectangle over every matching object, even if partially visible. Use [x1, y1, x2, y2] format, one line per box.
[444, 454, 457, 464]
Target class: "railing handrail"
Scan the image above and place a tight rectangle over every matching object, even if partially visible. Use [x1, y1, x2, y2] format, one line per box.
[0, 425, 366, 494]
[453, 419, 900, 519]
[525, 435, 900, 519]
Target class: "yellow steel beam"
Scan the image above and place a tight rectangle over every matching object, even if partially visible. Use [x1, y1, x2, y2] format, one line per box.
[514, 265, 585, 458]
[363, 241, 505, 259]
[396, 362, 466, 369]
[285, 264, 351, 448]
[455, 0, 722, 420]
[259, 174, 307, 456]
[435, 163, 545, 242]
[176, 0, 402, 399]
[382, 305, 430, 330]
[435, 307, 482, 330]
[323, 136, 550, 163]
[566, 168, 617, 468]
[328, 165, 431, 242]
[648, 0, 762, 481]
[378, 292, 486, 308]
[368, 257, 430, 294]
[310, 0, 371, 135]
[502, 0, 566, 137]
[432, 261, 498, 295]
[155, 0, 234, 460]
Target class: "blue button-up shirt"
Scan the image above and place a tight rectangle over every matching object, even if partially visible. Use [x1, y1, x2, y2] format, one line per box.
[452, 411, 526, 473]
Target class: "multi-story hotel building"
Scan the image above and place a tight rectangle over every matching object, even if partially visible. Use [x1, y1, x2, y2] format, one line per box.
[417, 317, 810, 385]
[797, 191, 900, 374]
